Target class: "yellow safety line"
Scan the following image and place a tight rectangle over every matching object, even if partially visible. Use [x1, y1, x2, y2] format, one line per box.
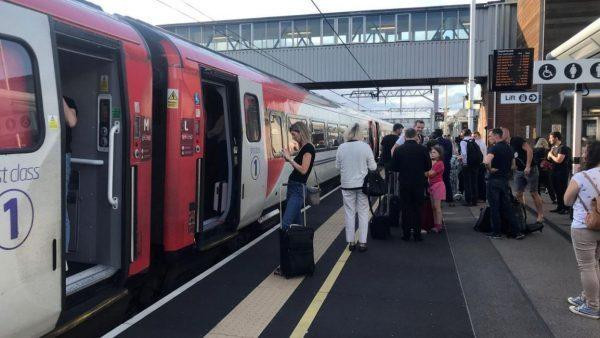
[290, 241, 353, 337]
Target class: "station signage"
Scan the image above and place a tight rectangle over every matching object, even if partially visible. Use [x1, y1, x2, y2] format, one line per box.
[434, 112, 444, 122]
[500, 92, 539, 104]
[533, 59, 600, 84]
[490, 48, 534, 92]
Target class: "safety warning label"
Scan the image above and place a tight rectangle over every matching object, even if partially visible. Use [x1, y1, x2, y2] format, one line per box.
[48, 115, 59, 129]
[167, 88, 179, 109]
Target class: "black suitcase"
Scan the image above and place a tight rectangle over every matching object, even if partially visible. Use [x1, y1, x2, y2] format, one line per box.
[279, 226, 315, 278]
[369, 196, 391, 239]
[474, 207, 491, 232]
[279, 183, 315, 278]
[388, 172, 400, 228]
[389, 196, 400, 228]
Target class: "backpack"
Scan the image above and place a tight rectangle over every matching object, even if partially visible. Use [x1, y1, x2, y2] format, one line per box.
[466, 139, 483, 167]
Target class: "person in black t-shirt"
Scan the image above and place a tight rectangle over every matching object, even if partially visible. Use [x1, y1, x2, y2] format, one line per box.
[548, 131, 571, 214]
[485, 128, 525, 239]
[380, 123, 403, 191]
[62, 97, 78, 255]
[282, 121, 315, 228]
[380, 123, 403, 166]
[510, 136, 544, 225]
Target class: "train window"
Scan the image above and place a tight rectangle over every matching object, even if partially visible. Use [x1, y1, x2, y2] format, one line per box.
[0, 38, 43, 153]
[270, 114, 283, 156]
[311, 121, 326, 150]
[327, 124, 339, 148]
[243, 93, 261, 142]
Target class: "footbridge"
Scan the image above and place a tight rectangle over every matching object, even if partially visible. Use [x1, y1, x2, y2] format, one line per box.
[162, 2, 517, 88]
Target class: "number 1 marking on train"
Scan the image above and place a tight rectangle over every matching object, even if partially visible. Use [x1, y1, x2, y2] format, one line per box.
[4, 198, 18, 239]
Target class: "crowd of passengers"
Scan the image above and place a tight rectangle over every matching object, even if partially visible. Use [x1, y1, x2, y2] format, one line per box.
[279, 119, 600, 320]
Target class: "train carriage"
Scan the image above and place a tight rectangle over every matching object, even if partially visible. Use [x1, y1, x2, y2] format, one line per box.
[0, 0, 391, 336]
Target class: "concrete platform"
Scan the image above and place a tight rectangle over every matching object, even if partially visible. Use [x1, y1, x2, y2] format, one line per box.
[103, 191, 599, 338]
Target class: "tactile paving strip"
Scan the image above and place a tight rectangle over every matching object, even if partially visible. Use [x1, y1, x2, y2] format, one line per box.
[206, 206, 347, 338]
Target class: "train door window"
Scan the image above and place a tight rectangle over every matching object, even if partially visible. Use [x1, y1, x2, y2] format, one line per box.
[244, 93, 260, 142]
[338, 124, 348, 145]
[270, 113, 283, 156]
[327, 123, 339, 148]
[311, 121, 326, 150]
[0, 38, 43, 152]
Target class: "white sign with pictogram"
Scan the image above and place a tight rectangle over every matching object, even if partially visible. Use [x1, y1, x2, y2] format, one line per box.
[533, 59, 600, 84]
[500, 91, 539, 104]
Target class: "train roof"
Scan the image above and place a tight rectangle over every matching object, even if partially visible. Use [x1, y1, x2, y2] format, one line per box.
[8, 0, 145, 46]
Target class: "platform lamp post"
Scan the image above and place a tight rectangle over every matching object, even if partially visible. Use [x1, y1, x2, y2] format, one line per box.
[572, 83, 583, 173]
[467, 0, 477, 131]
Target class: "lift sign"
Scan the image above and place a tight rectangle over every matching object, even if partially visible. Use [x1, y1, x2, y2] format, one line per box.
[500, 92, 539, 104]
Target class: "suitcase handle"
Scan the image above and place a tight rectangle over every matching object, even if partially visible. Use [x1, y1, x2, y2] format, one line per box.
[279, 182, 307, 228]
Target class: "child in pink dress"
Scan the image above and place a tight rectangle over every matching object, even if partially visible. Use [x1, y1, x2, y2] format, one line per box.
[426, 146, 446, 232]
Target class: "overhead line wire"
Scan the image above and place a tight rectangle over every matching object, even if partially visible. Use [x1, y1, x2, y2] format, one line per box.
[151, 0, 369, 110]
[178, 0, 369, 110]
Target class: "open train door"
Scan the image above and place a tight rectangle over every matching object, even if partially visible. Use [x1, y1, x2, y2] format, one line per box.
[0, 2, 62, 336]
[237, 77, 267, 227]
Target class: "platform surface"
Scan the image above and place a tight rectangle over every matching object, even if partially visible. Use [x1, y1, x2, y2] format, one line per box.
[104, 190, 600, 337]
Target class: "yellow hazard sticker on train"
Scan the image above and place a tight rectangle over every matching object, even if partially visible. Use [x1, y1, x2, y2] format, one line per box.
[167, 88, 179, 109]
[48, 115, 59, 129]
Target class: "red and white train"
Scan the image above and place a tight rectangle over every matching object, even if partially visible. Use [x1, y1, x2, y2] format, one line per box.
[0, 0, 391, 336]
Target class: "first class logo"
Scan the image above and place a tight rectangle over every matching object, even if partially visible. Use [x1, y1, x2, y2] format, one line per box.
[251, 155, 259, 180]
[0, 189, 34, 250]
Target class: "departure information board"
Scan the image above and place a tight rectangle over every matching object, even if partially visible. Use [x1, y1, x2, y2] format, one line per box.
[490, 48, 534, 92]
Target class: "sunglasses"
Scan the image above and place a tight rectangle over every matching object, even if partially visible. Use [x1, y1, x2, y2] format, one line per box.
[289, 128, 299, 133]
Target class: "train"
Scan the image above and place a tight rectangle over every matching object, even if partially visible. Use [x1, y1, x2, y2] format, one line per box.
[0, 0, 392, 336]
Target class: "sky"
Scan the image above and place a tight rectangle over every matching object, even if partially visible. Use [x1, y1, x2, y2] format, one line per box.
[87, 0, 482, 114]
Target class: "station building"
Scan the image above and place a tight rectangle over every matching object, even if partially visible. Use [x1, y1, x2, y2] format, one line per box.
[478, 0, 600, 145]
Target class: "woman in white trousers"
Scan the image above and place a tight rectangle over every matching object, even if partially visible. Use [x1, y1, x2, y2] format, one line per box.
[336, 123, 377, 252]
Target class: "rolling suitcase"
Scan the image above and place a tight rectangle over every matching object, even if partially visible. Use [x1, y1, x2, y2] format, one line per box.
[369, 195, 391, 239]
[279, 183, 315, 278]
[388, 172, 400, 228]
[420, 198, 434, 232]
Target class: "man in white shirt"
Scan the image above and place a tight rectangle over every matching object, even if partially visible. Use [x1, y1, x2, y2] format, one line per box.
[473, 131, 487, 155]
[390, 120, 425, 156]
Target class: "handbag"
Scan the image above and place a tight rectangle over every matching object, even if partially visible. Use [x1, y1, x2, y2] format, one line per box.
[577, 172, 600, 230]
[306, 169, 321, 206]
[362, 170, 386, 197]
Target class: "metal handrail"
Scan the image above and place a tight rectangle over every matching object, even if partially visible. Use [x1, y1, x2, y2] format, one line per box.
[71, 158, 104, 166]
[107, 122, 120, 209]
